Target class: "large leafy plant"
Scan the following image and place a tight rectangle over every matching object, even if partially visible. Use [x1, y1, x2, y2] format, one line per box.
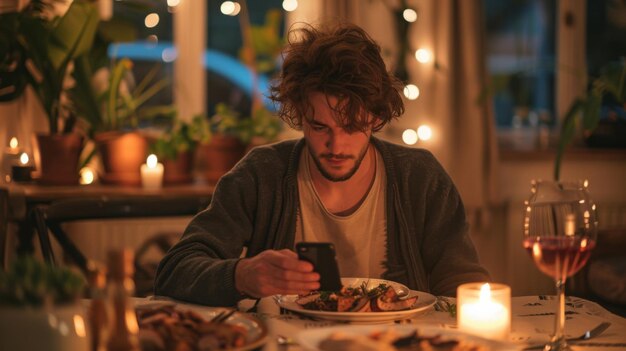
[74, 58, 174, 134]
[554, 59, 626, 180]
[0, 256, 85, 307]
[0, 0, 99, 134]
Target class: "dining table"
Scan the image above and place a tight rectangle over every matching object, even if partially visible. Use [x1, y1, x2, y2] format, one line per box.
[138, 294, 626, 351]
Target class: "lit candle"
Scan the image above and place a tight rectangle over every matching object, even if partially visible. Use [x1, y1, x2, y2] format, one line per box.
[457, 283, 511, 340]
[7, 137, 19, 154]
[140, 154, 163, 190]
[11, 152, 34, 182]
[80, 167, 96, 185]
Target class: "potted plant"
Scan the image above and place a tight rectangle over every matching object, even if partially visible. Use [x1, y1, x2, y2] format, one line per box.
[554, 59, 626, 180]
[0, 0, 99, 185]
[198, 103, 281, 183]
[0, 256, 87, 350]
[72, 58, 174, 186]
[149, 114, 211, 185]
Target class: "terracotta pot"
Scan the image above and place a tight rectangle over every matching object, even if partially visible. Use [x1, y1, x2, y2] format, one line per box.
[94, 131, 148, 186]
[162, 150, 193, 185]
[36, 134, 83, 185]
[196, 135, 246, 183]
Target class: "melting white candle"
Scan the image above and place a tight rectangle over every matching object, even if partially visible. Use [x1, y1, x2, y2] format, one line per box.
[140, 154, 163, 190]
[458, 283, 510, 340]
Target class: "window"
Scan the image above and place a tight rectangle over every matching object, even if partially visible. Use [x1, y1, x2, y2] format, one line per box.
[205, 0, 284, 117]
[483, 0, 556, 151]
[484, 0, 626, 151]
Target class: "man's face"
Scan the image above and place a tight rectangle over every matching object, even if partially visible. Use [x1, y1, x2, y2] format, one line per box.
[302, 93, 373, 182]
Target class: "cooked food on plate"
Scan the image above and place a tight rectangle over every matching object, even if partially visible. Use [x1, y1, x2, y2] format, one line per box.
[319, 329, 489, 351]
[136, 305, 247, 351]
[296, 282, 418, 312]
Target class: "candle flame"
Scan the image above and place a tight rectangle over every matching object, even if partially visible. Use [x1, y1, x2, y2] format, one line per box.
[479, 283, 491, 302]
[532, 242, 542, 261]
[147, 154, 158, 168]
[80, 167, 95, 185]
[9, 137, 18, 149]
[19, 152, 29, 165]
[73, 314, 86, 337]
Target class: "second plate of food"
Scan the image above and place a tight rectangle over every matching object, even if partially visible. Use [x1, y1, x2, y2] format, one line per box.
[274, 277, 437, 323]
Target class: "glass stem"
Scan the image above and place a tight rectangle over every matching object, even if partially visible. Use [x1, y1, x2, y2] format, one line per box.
[553, 279, 566, 344]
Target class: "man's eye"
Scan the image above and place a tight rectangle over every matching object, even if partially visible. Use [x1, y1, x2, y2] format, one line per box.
[312, 125, 326, 131]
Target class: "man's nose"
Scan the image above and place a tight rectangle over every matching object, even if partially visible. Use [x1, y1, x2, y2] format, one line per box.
[324, 130, 348, 153]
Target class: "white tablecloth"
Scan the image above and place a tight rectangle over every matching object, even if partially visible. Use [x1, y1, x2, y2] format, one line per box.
[241, 295, 626, 351]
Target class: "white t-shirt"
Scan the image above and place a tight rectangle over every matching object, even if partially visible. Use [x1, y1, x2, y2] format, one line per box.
[295, 147, 387, 278]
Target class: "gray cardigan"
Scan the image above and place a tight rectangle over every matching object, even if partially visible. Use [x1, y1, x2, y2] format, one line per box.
[154, 138, 489, 306]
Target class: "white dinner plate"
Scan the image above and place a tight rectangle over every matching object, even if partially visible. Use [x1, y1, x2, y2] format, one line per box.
[274, 277, 437, 323]
[136, 302, 268, 351]
[296, 324, 522, 351]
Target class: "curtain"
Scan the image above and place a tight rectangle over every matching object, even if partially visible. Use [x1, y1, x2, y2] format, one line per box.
[432, 0, 500, 231]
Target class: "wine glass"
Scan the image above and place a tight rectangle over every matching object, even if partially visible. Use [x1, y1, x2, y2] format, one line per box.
[522, 180, 598, 351]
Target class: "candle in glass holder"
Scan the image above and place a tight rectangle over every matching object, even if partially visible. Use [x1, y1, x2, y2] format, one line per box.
[140, 154, 163, 190]
[12, 152, 34, 182]
[457, 282, 510, 340]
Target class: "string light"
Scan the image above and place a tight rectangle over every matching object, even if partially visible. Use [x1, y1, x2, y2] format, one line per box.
[144, 13, 159, 28]
[402, 129, 418, 145]
[167, 0, 180, 7]
[415, 48, 432, 63]
[282, 0, 298, 12]
[417, 125, 432, 141]
[403, 8, 417, 22]
[9, 137, 18, 149]
[221, 1, 241, 16]
[403, 84, 420, 100]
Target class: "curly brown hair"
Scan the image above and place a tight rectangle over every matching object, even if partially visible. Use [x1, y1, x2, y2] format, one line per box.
[269, 23, 404, 133]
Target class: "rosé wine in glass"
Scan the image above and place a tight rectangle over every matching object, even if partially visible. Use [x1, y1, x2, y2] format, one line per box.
[522, 180, 598, 351]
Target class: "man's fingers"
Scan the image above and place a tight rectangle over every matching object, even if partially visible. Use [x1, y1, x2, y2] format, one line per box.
[271, 267, 319, 282]
[267, 251, 314, 272]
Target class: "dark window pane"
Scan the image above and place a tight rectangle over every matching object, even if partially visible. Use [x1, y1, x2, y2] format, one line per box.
[483, 0, 556, 131]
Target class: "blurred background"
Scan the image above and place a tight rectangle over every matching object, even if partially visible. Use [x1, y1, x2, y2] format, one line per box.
[1, 0, 625, 305]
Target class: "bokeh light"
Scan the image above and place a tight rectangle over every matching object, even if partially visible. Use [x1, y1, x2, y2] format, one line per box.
[144, 13, 160, 28]
[417, 125, 433, 141]
[403, 84, 420, 100]
[403, 9, 417, 22]
[415, 48, 432, 63]
[402, 129, 418, 145]
[282, 0, 298, 12]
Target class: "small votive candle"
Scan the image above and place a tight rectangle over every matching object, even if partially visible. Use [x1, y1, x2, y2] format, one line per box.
[12, 152, 34, 182]
[457, 282, 511, 340]
[140, 154, 163, 190]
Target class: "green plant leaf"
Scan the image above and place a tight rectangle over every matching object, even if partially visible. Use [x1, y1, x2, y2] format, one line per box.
[107, 59, 132, 130]
[97, 18, 137, 43]
[47, 0, 99, 71]
[554, 99, 584, 181]
[71, 55, 102, 132]
[581, 92, 601, 132]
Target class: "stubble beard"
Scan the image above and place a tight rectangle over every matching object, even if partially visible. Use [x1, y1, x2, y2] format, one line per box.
[307, 142, 371, 182]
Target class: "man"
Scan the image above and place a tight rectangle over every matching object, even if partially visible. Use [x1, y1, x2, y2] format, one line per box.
[155, 23, 489, 306]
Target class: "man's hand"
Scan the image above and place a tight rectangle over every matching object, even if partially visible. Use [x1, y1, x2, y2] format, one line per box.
[235, 249, 320, 298]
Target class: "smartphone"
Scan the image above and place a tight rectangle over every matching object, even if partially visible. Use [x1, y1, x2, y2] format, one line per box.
[296, 242, 342, 291]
